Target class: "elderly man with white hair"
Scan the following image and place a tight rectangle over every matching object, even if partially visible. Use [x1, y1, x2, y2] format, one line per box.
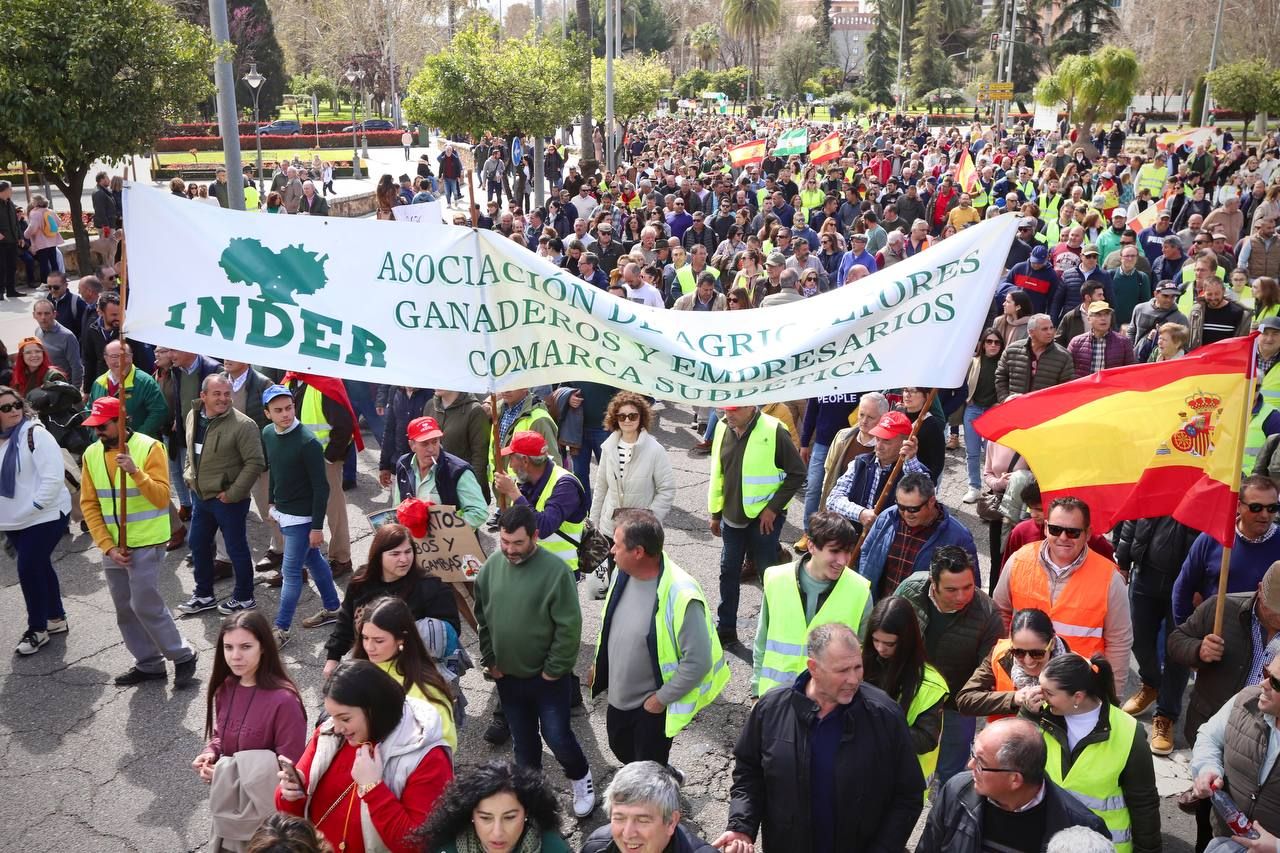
[877, 230, 907, 269]
[581, 762, 715, 853]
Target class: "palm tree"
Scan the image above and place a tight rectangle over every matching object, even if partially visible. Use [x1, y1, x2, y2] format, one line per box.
[690, 22, 719, 70]
[1050, 0, 1119, 59]
[722, 0, 782, 99]
[577, 0, 595, 164]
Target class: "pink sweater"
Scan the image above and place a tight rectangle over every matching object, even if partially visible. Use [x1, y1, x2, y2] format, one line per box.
[205, 678, 307, 762]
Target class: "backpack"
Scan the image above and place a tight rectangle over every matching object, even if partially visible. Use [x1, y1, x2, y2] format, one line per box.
[40, 210, 59, 239]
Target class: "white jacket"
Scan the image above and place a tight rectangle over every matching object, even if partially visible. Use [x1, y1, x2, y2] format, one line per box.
[0, 420, 71, 531]
[304, 698, 449, 853]
[589, 430, 675, 537]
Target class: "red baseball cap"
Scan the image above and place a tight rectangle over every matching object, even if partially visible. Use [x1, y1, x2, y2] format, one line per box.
[407, 416, 444, 442]
[869, 411, 913, 440]
[501, 430, 547, 457]
[396, 497, 431, 538]
[83, 396, 123, 426]
[721, 406, 742, 412]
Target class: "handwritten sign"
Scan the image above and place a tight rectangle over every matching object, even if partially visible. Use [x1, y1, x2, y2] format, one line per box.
[368, 504, 486, 583]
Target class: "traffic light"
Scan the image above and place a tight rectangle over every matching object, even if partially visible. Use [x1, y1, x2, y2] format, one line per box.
[989, 32, 1001, 50]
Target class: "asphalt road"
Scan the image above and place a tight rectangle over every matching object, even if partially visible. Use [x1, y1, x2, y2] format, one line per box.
[0, 395, 1197, 851]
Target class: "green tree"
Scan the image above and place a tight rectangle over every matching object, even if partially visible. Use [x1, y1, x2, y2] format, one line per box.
[404, 19, 586, 142]
[690, 23, 720, 70]
[908, 0, 951, 99]
[1206, 59, 1280, 144]
[722, 0, 782, 99]
[0, 0, 214, 270]
[289, 71, 339, 113]
[576, 0, 595, 164]
[712, 66, 752, 103]
[1049, 0, 1118, 60]
[1034, 45, 1138, 145]
[980, 0, 1045, 94]
[171, 0, 287, 119]
[674, 67, 713, 98]
[583, 0, 672, 56]
[771, 29, 828, 99]
[815, 0, 833, 52]
[591, 54, 669, 161]
[863, 1, 895, 105]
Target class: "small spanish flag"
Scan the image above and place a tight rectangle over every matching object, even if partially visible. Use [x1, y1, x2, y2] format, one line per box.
[955, 148, 979, 194]
[728, 139, 767, 168]
[974, 335, 1254, 544]
[1127, 195, 1167, 234]
[809, 132, 842, 164]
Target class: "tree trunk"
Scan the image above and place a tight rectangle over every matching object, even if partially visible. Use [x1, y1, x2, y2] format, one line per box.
[576, 0, 595, 164]
[54, 168, 91, 273]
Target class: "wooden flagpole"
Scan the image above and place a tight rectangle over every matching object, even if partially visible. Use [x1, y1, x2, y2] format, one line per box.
[1214, 352, 1260, 635]
[116, 235, 130, 551]
[849, 388, 939, 563]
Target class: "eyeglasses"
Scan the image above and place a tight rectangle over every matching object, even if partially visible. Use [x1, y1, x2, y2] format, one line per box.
[1010, 640, 1053, 661]
[1270, 673, 1280, 692]
[897, 501, 928, 514]
[1045, 523, 1084, 539]
[0, 402, 20, 413]
[616, 411, 640, 422]
[1243, 502, 1280, 513]
[969, 748, 1017, 774]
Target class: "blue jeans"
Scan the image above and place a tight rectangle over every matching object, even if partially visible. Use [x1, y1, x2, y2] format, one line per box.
[344, 380, 385, 444]
[572, 427, 609, 510]
[443, 178, 460, 204]
[495, 673, 589, 780]
[937, 709, 977, 785]
[167, 445, 191, 509]
[962, 403, 988, 490]
[716, 517, 783, 636]
[190, 496, 253, 601]
[703, 412, 719, 443]
[8, 513, 68, 632]
[802, 442, 830, 531]
[275, 522, 341, 630]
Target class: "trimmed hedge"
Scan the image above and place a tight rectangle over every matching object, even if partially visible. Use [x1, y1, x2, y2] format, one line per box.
[163, 121, 356, 137]
[155, 130, 403, 152]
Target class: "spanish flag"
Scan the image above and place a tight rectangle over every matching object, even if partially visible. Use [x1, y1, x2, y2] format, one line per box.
[1126, 195, 1167, 234]
[809, 132, 842, 164]
[974, 335, 1255, 545]
[729, 139, 767, 168]
[955, 148, 979, 194]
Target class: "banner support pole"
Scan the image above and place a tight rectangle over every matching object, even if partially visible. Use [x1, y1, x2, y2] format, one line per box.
[117, 235, 130, 551]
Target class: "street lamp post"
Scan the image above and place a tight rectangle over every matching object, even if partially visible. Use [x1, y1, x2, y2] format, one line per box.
[358, 69, 370, 159]
[243, 62, 265, 193]
[346, 66, 363, 180]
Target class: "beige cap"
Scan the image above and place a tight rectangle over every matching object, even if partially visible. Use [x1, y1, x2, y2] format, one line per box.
[1261, 561, 1280, 610]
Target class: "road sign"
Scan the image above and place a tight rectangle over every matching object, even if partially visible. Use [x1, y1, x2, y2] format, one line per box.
[988, 82, 1014, 92]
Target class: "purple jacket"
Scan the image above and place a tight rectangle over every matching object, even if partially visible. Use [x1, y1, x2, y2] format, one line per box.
[1067, 330, 1136, 377]
[515, 462, 587, 540]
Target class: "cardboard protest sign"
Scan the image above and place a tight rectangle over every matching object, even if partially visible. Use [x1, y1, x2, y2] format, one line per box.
[368, 504, 486, 583]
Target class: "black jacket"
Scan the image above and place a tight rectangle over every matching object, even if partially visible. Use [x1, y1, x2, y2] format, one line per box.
[916, 772, 1109, 853]
[393, 450, 474, 507]
[1114, 515, 1199, 597]
[92, 184, 116, 228]
[324, 572, 460, 662]
[581, 824, 715, 853]
[727, 673, 924, 853]
[378, 387, 435, 471]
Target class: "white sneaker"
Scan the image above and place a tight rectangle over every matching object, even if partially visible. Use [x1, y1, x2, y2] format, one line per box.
[16, 629, 49, 655]
[962, 487, 982, 504]
[571, 770, 596, 817]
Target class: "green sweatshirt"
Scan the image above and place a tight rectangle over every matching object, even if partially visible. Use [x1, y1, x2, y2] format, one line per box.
[474, 545, 581, 678]
[261, 422, 329, 529]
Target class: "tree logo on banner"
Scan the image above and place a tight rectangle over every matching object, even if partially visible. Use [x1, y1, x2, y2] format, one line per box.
[164, 239, 387, 369]
[218, 238, 329, 305]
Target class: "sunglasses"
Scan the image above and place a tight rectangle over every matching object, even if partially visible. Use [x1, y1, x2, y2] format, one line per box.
[897, 501, 928, 514]
[984, 339, 1002, 346]
[1270, 673, 1280, 692]
[616, 411, 640, 421]
[1045, 523, 1084, 539]
[1244, 502, 1280, 513]
[0, 402, 21, 414]
[1010, 641, 1053, 661]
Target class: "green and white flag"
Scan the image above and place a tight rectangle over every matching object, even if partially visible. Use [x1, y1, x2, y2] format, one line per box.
[122, 186, 1016, 406]
[773, 128, 809, 156]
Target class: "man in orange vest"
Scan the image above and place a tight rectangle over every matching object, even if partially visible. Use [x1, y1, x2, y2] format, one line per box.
[992, 496, 1132, 697]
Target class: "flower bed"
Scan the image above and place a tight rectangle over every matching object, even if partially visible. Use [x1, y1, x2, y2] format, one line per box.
[163, 121, 356, 137]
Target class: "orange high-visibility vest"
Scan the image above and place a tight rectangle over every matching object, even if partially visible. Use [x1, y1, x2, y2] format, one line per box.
[988, 638, 1016, 724]
[1007, 543, 1114, 661]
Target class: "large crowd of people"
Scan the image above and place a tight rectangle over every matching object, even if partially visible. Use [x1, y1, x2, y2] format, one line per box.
[4, 107, 1280, 853]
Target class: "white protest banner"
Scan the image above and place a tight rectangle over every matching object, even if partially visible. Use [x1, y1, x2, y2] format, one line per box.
[122, 186, 1016, 405]
[392, 199, 446, 225]
[1033, 103, 1059, 132]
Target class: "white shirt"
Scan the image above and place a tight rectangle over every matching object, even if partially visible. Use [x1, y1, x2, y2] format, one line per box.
[624, 283, 664, 309]
[1066, 704, 1102, 752]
